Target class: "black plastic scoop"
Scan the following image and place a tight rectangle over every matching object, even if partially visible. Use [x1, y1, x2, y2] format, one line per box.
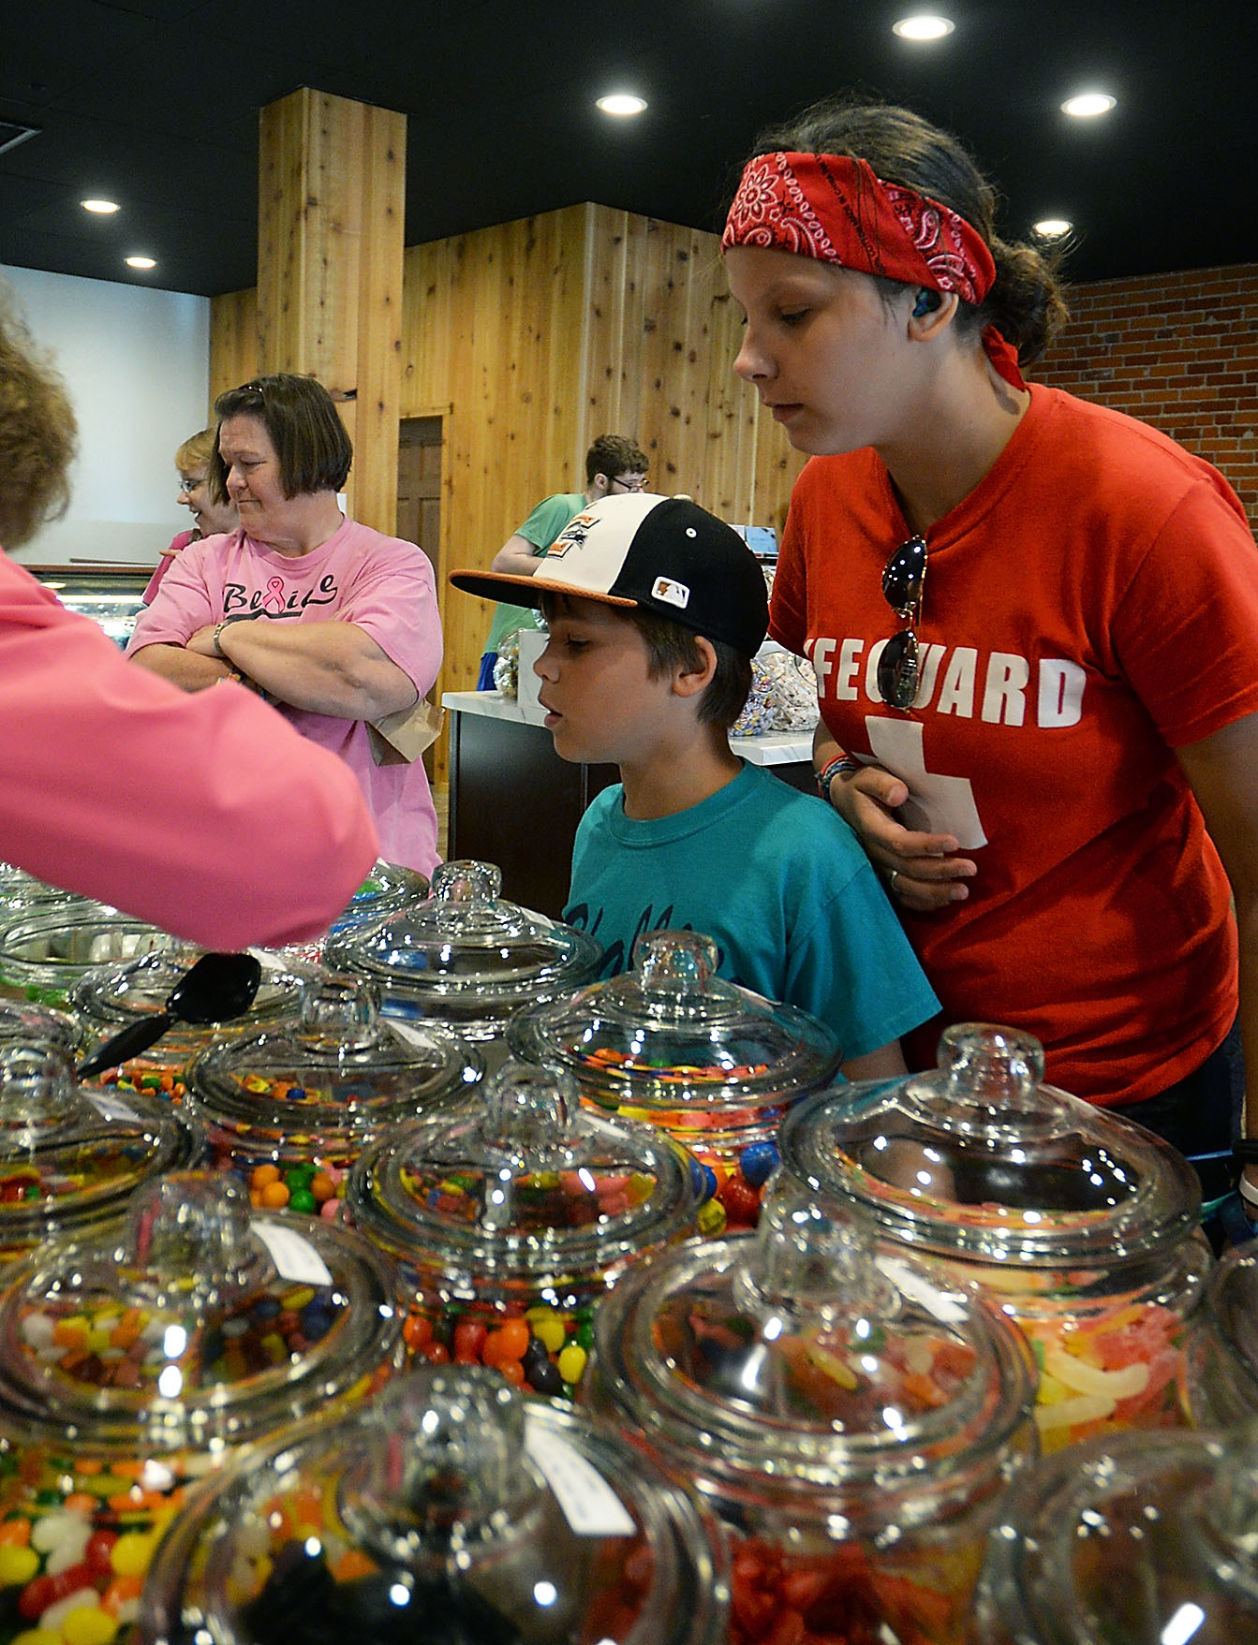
[77, 950, 263, 1079]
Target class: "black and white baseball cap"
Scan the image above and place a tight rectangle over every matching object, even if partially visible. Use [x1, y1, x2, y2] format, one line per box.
[449, 493, 769, 656]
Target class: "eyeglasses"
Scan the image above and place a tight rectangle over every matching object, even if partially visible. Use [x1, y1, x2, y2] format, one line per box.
[877, 535, 928, 709]
[178, 475, 206, 495]
[612, 474, 648, 492]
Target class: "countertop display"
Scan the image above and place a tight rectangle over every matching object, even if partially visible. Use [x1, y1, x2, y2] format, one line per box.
[29, 566, 150, 648]
[443, 691, 814, 918]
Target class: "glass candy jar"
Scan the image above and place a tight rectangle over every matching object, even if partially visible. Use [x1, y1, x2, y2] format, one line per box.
[969, 1424, 1258, 1643]
[509, 930, 842, 1235]
[779, 1022, 1211, 1451]
[71, 937, 319, 1099]
[0, 996, 79, 1055]
[0, 1171, 403, 1645]
[1179, 1236, 1258, 1427]
[0, 1042, 203, 1266]
[586, 1175, 1038, 1645]
[0, 901, 165, 1009]
[184, 976, 483, 1219]
[138, 1364, 729, 1645]
[347, 1060, 700, 1397]
[324, 860, 602, 1055]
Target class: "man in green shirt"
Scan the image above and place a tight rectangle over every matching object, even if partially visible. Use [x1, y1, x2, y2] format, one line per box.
[477, 433, 649, 688]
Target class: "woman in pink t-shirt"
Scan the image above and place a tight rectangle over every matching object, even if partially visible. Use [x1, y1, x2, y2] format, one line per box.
[127, 374, 443, 875]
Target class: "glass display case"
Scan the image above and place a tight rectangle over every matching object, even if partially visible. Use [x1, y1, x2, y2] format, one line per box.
[29, 567, 151, 648]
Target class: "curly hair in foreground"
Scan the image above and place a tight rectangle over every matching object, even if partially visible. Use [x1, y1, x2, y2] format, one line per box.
[0, 291, 77, 548]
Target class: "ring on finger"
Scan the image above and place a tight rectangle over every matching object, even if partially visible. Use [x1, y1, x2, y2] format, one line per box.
[889, 869, 900, 891]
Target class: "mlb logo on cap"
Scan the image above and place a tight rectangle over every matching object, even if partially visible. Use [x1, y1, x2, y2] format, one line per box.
[449, 493, 768, 656]
[651, 575, 692, 614]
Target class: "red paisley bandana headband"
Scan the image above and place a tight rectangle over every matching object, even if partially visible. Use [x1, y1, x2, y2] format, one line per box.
[722, 150, 1026, 389]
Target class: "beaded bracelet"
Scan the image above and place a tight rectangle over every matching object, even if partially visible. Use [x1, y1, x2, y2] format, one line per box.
[815, 754, 862, 807]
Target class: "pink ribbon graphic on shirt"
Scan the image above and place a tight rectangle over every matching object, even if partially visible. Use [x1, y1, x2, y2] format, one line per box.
[261, 577, 285, 613]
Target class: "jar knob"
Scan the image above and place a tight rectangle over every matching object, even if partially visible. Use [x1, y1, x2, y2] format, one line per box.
[1201, 1427, 1258, 1564]
[124, 1171, 268, 1305]
[735, 1172, 890, 1322]
[338, 1366, 542, 1568]
[0, 1041, 75, 1142]
[430, 860, 502, 904]
[298, 974, 380, 1046]
[632, 930, 718, 1001]
[938, 1022, 1046, 1111]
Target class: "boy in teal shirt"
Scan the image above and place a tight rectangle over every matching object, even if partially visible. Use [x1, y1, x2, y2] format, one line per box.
[451, 494, 938, 1077]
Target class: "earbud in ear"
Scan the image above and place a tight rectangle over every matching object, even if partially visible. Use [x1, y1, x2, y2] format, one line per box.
[912, 289, 943, 318]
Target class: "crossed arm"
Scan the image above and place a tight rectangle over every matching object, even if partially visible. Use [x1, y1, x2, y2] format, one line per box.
[130, 616, 418, 722]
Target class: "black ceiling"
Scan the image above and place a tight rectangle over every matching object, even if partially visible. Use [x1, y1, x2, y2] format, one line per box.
[2, 0, 1255, 300]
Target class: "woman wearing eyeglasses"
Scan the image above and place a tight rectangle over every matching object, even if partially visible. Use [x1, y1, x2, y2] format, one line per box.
[127, 373, 443, 875]
[723, 95, 1258, 1203]
[141, 428, 239, 604]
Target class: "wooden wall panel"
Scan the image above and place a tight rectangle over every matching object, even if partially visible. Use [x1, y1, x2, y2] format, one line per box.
[213, 199, 805, 789]
[207, 287, 259, 409]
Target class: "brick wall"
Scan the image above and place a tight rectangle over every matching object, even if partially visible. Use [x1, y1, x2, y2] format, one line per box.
[1032, 262, 1258, 531]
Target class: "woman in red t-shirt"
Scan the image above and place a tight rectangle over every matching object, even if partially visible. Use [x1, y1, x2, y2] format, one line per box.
[722, 94, 1258, 1210]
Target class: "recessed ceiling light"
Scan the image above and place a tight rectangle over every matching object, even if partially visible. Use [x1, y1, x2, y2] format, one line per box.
[1033, 219, 1072, 240]
[596, 93, 647, 117]
[81, 198, 120, 214]
[892, 15, 954, 41]
[1062, 92, 1116, 118]
[125, 255, 156, 270]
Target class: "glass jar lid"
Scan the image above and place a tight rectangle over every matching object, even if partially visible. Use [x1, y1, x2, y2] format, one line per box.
[329, 857, 431, 931]
[348, 1061, 699, 1290]
[0, 995, 79, 1052]
[509, 929, 843, 1114]
[1181, 1239, 1258, 1426]
[70, 934, 318, 1034]
[591, 1173, 1036, 1493]
[974, 1424, 1258, 1642]
[0, 862, 82, 912]
[0, 1041, 203, 1246]
[0, 1170, 402, 1450]
[324, 860, 602, 1036]
[779, 1022, 1202, 1266]
[0, 900, 166, 1005]
[185, 975, 483, 1145]
[140, 1364, 728, 1645]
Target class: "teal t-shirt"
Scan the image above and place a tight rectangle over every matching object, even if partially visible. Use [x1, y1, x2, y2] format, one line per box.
[483, 491, 587, 656]
[564, 762, 940, 1059]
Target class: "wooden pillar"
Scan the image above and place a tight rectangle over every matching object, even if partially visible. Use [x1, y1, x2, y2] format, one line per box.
[256, 87, 406, 534]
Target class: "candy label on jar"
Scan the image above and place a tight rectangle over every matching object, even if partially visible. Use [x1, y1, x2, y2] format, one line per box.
[253, 1218, 333, 1286]
[84, 1089, 143, 1124]
[876, 1254, 969, 1324]
[523, 1412, 634, 1537]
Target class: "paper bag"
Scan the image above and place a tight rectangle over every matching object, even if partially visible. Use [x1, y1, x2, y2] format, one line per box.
[367, 697, 445, 766]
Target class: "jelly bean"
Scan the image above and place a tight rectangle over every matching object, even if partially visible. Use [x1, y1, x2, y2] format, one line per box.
[557, 1344, 587, 1385]
[289, 1190, 316, 1214]
[109, 1532, 156, 1579]
[250, 1163, 280, 1188]
[718, 1176, 762, 1228]
[39, 1590, 103, 1638]
[532, 1314, 566, 1355]
[61, 1604, 117, 1645]
[526, 1357, 563, 1396]
[697, 1199, 727, 1237]
[452, 1321, 487, 1363]
[258, 1181, 290, 1210]
[491, 1318, 531, 1363]
[0, 1542, 39, 1585]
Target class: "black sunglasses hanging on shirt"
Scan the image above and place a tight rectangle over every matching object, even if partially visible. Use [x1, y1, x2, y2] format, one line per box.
[877, 534, 928, 710]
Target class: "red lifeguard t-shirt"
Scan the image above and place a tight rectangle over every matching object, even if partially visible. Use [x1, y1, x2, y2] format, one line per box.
[770, 384, 1258, 1104]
